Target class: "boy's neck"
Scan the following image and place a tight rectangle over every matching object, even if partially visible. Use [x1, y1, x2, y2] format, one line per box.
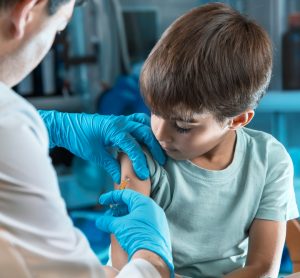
[190, 130, 237, 171]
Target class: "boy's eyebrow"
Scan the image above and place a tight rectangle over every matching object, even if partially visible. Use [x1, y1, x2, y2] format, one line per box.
[170, 116, 197, 123]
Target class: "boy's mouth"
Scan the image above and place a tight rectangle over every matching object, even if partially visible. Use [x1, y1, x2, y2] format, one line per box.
[161, 145, 177, 152]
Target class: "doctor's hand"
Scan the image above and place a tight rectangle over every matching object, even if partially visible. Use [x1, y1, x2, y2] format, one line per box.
[96, 190, 174, 277]
[39, 110, 165, 183]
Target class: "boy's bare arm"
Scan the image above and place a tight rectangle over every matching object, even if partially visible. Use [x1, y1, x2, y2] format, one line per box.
[116, 152, 151, 195]
[224, 219, 286, 278]
[111, 152, 151, 270]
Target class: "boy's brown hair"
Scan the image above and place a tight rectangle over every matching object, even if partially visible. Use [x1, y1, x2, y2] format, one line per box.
[140, 2, 272, 122]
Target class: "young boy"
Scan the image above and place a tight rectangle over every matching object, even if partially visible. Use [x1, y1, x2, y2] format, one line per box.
[110, 3, 299, 277]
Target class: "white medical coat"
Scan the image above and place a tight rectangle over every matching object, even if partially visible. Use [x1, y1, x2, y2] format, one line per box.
[0, 82, 160, 278]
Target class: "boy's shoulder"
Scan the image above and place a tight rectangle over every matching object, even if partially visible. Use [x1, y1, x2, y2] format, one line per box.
[240, 127, 286, 149]
[240, 127, 292, 166]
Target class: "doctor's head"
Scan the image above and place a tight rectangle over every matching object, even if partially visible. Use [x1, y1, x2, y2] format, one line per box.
[140, 3, 273, 161]
[0, 0, 76, 87]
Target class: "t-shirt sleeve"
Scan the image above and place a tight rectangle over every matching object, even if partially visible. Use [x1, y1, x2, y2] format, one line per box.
[255, 143, 299, 221]
[143, 151, 172, 211]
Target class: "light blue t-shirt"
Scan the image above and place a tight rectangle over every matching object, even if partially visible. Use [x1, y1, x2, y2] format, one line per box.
[146, 127, 299, 277]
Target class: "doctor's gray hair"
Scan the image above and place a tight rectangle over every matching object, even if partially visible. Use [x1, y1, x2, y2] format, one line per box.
[0, 0, 71, 14]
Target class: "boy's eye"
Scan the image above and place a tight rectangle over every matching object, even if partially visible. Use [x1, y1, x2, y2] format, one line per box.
[173, 123, 192, 134]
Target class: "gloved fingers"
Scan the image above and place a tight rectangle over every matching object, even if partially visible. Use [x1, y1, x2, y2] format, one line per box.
[112, 133, 150, 180]
[111, 204, 129, 217]
[120, 115, 166, 165]
[126, 113, 151, 126]
[99, 189, 143, 211]
[131, 125, 166, 166]
[99, 190, 125, 206]
[100, 150, 121, 184]
[95, 214, 115, 234]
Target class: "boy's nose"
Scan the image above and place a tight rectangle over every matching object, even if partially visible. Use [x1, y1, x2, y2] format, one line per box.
[154, 120, 173, 143]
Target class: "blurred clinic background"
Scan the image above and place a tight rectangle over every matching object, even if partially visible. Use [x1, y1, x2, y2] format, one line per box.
[13, 0, 300, 275]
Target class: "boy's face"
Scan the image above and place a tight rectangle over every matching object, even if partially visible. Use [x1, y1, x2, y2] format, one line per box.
[151, 112, 231, 161]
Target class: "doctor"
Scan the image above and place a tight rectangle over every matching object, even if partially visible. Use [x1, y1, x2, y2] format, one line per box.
[0, 0, 173, 277]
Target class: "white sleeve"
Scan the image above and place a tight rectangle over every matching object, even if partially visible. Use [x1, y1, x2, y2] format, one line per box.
[0, 88, 105, 277]
[117, 259, 161, 278]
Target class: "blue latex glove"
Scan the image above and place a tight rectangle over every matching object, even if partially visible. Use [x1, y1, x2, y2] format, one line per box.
[96, 190, 174, 277]
[39, 110, 165, 183]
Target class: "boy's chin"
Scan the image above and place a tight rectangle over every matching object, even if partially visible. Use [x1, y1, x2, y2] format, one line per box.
[165, 151, 188, 161]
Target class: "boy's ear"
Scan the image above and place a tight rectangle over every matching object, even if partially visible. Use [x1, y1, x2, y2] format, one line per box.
[228, 110, 255, 130]
[10, 0, 41, 39]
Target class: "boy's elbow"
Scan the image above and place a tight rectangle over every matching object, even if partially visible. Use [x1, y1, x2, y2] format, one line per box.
[248, 260, 280, 278]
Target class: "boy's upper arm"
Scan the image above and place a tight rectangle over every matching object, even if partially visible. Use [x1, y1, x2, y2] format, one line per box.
[246, 219, 286, 275]
[225, 219, 286, 277]
[115, 152, 151, 196]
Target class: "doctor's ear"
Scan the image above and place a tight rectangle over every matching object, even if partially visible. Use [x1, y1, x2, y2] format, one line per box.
[9, 0, 44, 39]
[227, 110, 255, 130]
